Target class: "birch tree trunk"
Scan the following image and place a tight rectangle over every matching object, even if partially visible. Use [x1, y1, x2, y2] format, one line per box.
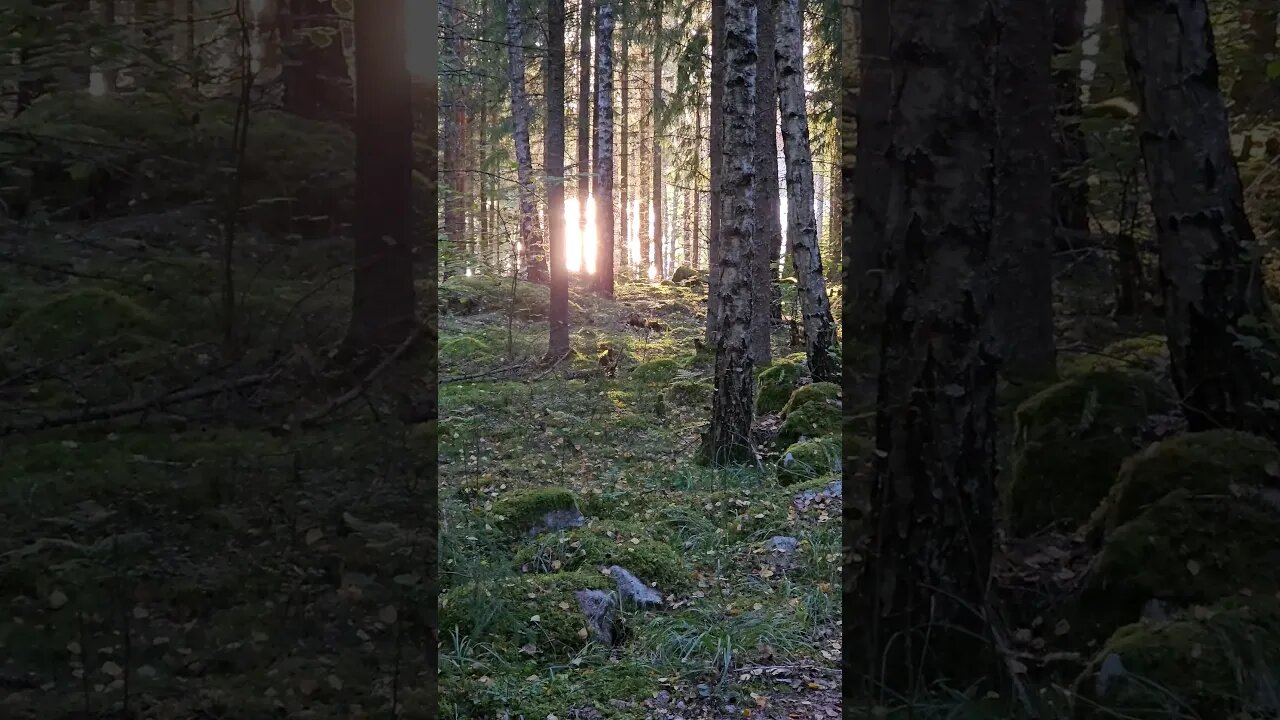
[705, 0, 725, 342]
[702, 0, 757, 465]
[507, 0, 549, 282]
[749, 0, 780, 365]
[694, 98, 703, 271]
[850, 0, 1001, 693]
[775, 0, 837, 382]
[548, 0, 570, 357]
[592, 1, 616, 297]
[652, 5, 665, 280]
[1122, 0, 1279, 438]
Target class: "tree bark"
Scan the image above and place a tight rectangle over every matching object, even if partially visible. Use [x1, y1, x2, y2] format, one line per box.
[507, 0, 549, 282]
[578, 0, 593, 256]
[775, 0, 837, 382]
[749, 0, 780, 365]
[441, 0, 466, 257]
[345, 0, 415, 352]
[620, 25, 630, 273]
[706, 0, 725, 342]
[1052, 0, 1090, 244]
[702, 0, 757, 466]
[652, 5, 665, 280]
[548, 0, 571, 357]
[1122, 0, 1279, 438]
[851, 0, 1001, 694]
[592, 0, 616, 297]
[993, 0, 1058, 380]
[279, 0, 353, 122]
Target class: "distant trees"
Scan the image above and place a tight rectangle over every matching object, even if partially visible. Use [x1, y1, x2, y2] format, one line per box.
[547, 0, 571, 358]
[592, 0, 616, 298]
[278, 0, 353, 122]
[506, 0, 548, 282]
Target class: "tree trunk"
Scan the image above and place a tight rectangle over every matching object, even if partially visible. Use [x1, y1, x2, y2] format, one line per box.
[1122, 0, 1279, 438]
[993, 0, 1058, 380]
[851, 0, 1001, 694]
[846, 0, 891, 364]
[638, 50, 651, 279]
[280, 0, 353, 122]
[579, 0, 593, 256]
[694, 98, 703, 270]
[620, 25, 630, 272]
[548, 0, 571, 357]
[706, 0, 725, 342]
[1052, 0, 1090, 244]
[345, 0, 415, 352]
[702, 0, 757, 466]
[826, 142, 839, 285]
[775, 0, 837, 382]
[749, 0, 779, 365]
[441, 0, 466, 255]
[652, 7, 665, 280]
[593, 0, 616, 297]
[507, 0, 549, 282]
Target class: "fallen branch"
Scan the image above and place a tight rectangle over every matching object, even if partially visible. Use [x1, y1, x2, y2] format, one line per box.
[440, 361, 529, 384]
[295, 324, 425, 428]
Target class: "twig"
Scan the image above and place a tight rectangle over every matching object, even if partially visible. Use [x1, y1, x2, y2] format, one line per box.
[440, 361, 529, 384]
[295, 324, 425, 428]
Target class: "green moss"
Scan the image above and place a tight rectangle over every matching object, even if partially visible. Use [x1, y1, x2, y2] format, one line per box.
[1085, 430, 1280, 543]
[664, 378, 713, 407]
[439, 275, 551, 319]
[513, 520, 687, 590]
[438, 570, 612, 655]
[776, 436, 841, 486]
[671, 265, 697, 283]
[490, 487, 580, 536]
[781, 381, 840, 416]
[1005, 370, 1172, 536]
[442, 659, 659, 720]
[631, 358, 681, 383]
[439, 335, 493, 365]
[756, 361, 805, 414]
[776, 400, 841, 448]
[1077, 490, 1280, 644]
[1075, 598, 1280, 719]
[1062, 335, 1169, 377]
[4, 288, 162, 362]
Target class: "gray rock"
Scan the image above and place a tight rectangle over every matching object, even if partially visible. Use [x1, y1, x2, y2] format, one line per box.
[574, 590, 621, 646]
[765, 536, 799, 553]
[792, 479, 842, 511]
[1140, 598, 1169, 622]
[527, 508, 586, 537]
[607, 565, 664, 607]
[1095, 652, 1127, 698]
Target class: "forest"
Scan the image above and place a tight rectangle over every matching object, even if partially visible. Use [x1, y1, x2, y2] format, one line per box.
[846, 0, 1280, 717]
[0, 1, 438, 718]
[437, 0, 842, 713]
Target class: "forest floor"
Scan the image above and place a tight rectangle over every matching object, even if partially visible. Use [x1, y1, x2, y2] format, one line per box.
[437, 275, 842, 719]
[0, 210, 436, 719]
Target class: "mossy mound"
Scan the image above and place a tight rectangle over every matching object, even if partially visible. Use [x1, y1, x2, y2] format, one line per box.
[490, 487, 581, 536]
[1062, 335, 1169, 381]
[781, 381, 840, 416]
[513, 520, 687, 590]
[1006, 370, 1172, 536]
[438, 570, 613, 655]
[439, 275, 551, 319]
[1077, 490, 1280, 643]
[3, 288, 162, 363]
[776, 399, 841, 448]
[670, 265, 697, 283]
[664, 379, 712, 407]
[756, 361, 805, 414]
[1075, 598, 1280, 719]
[631, 358, 682, 383]
[777, 436, 842, 486]
[439, 335, 494, 366]
[1085, 430, 1280, 543]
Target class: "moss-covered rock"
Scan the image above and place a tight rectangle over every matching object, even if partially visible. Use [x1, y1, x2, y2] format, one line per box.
[756, 361, 805, 414]
[1061, 335, 1170, 381]
[4, 288, 162, 363]
[776, 399, 841, 448]
[514, 520, 687, 590]
[1006, 370, 1172, 536]
[671, 265, 697, 283]
[438, 570, 613, 654]
[631, 358, 681, 383]
[1074, 598, 1280, 719]
[776, 436, 841, 486]
[439, 275, 552, 319]
[1085, 430, 1280, 543]
[664, 379, 712, 407]
[781, 381, 840, 416]
[491, 487, 583, 536]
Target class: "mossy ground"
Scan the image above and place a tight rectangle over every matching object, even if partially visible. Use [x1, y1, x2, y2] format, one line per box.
[439, 280, 840, 717]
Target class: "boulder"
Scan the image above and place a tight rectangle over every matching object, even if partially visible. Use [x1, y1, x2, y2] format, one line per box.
[491, 487, 585, 537]
[776, 436, 842, 485]
[775, 400, 841, 448]
[574, 589, 622, 646]
[607, 565, 663, 607]
[756, 362, 805, 415]
[781, 381, 840, 417]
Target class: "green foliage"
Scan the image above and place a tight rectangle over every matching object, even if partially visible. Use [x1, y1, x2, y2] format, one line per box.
[775, 400, 841, 448]
[3, 287, 161, 364]
[776, 436, 841, 486]
[1006, 370, 1171, 536]
[514, 520, 688, 590]
[756, 361, 805, 414]
[781, 381, 840, 416]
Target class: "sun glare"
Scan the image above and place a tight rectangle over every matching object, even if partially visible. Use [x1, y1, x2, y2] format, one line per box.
[564, 196, 597, 273]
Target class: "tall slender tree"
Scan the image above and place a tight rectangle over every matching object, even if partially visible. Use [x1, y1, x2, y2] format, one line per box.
[548, 0, 571, 357]
[851, 0, 1001, 693]
[775, 0, 836, 381]
[1052, 0, 1089, 244]
[1123, 0, 1279, 439]
[441, 0, 467, 256]
[705, 0, 726, 342]
[345, 0, 414, 352]
[507, 0, 549, 282]
[578, 0, 594, 254]
[593, 0, 616, 296]
[620, 18, 630, 273]
[702, 0, 757, 465]
[749, 0, 780, 365]
[652, 0, 665, 280]
[279, 0, 353, 122]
